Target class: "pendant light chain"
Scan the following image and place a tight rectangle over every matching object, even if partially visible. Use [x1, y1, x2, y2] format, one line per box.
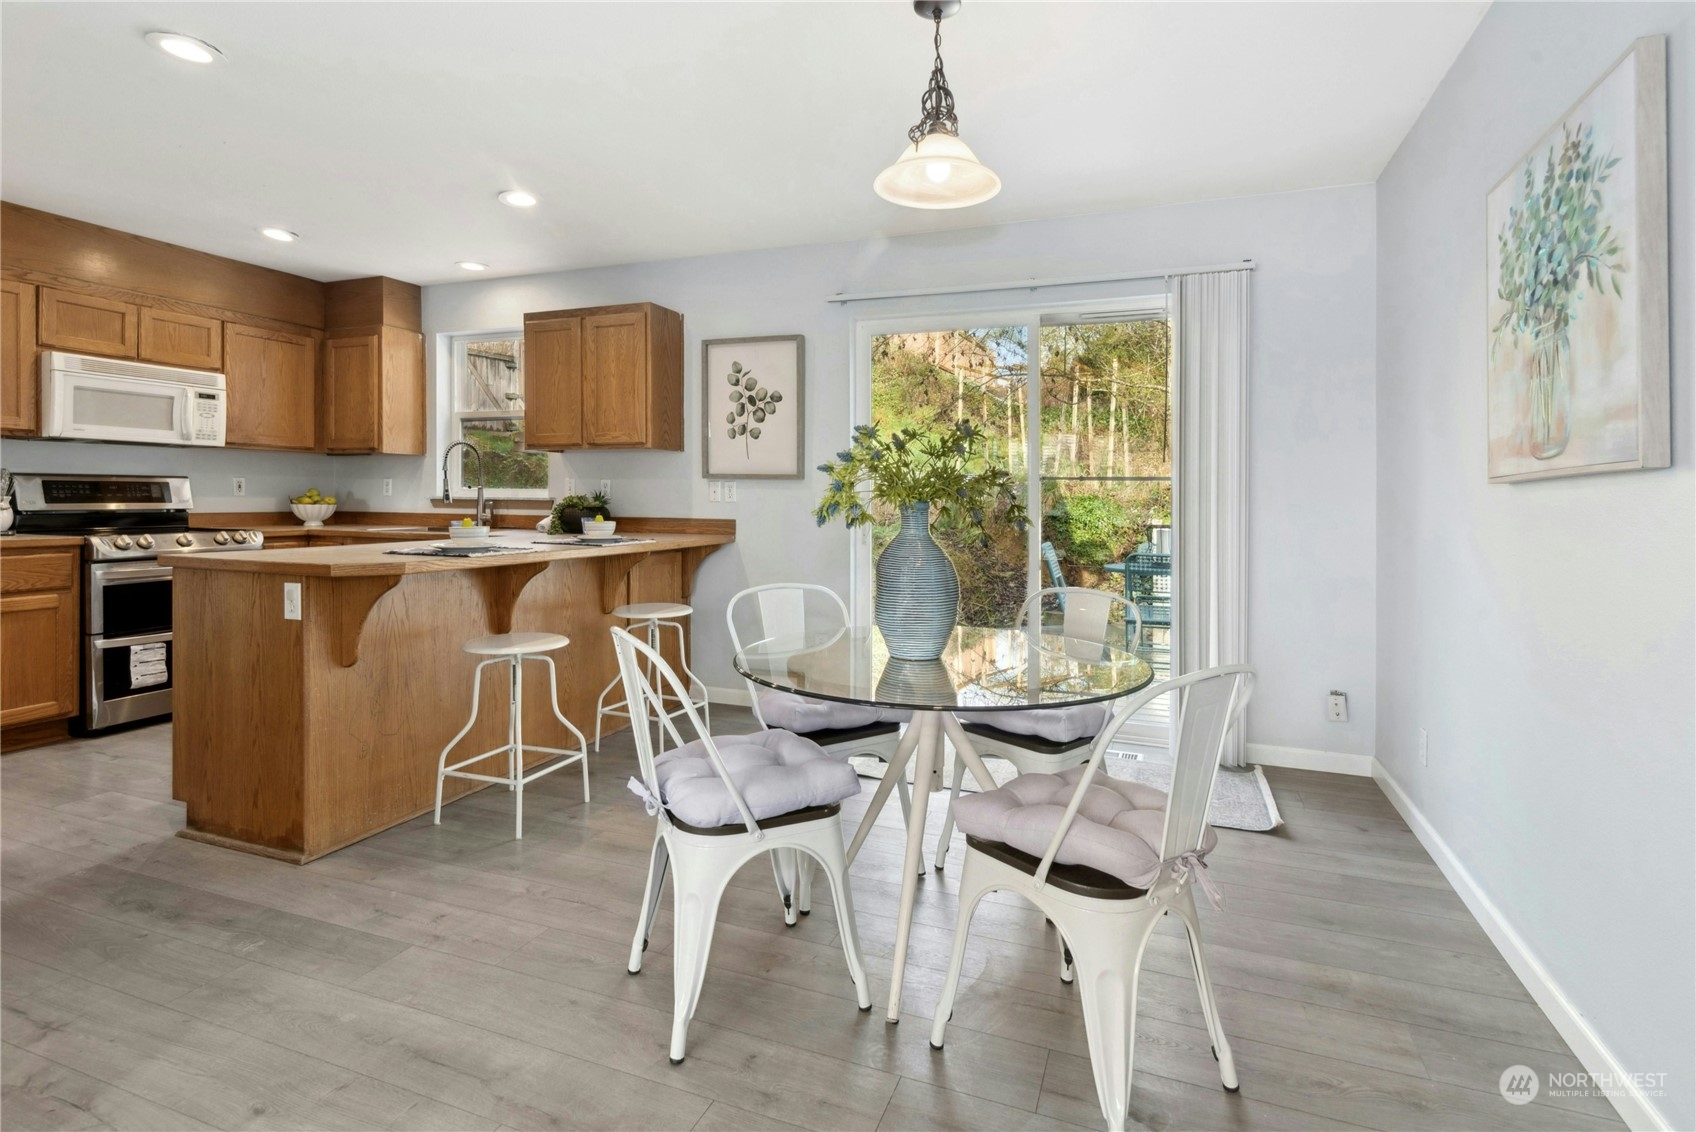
[908, 9, 960, 142]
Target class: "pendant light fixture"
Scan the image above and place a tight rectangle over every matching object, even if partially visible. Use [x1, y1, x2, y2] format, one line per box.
[874, 0, 1001, 210]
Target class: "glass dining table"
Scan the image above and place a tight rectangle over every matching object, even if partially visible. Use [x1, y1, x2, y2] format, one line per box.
[734, 624, 1154, 1022]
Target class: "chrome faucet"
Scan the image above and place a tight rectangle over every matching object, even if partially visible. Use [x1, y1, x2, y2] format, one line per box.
[441, 441, 493, 527]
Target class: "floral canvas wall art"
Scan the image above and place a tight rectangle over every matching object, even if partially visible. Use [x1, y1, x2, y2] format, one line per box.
[1485, 37, 1668, 482]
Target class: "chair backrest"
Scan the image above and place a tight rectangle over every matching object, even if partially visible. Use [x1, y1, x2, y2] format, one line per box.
[1018, 586, 1142, 655]
[1032, 665, 1256, 888]
[611, 626, 763, 836]
[1039, 541, 1067, 600]
[725, 583, 851, 729]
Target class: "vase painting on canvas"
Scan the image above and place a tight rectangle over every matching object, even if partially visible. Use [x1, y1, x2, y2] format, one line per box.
[1485, 36, 1668, 483]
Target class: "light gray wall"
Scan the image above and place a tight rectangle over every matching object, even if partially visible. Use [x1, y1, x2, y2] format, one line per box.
[410, 185, 1379, 758]
[1376, 4, 1694, 1126]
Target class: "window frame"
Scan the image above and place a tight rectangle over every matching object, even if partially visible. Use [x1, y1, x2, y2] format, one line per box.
[445, 329, 551, 500]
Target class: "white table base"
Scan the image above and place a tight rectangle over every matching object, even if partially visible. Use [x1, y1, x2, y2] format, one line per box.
[844, 710, 1000, 1023]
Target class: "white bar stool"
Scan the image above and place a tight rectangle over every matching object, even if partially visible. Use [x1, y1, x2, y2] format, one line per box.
[435, 631, 590, 839]
[595, 602, 709, 753]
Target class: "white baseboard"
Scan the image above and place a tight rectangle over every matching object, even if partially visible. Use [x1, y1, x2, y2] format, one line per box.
[705, 684, 752, 708]
[1246, 742, 1374, 777]
[1372, 760, 1671, 1132]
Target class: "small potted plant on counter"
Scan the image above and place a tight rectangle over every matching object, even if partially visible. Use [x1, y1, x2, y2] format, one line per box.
[546, 489, 612, 535]
[814, 420, 1025, 660]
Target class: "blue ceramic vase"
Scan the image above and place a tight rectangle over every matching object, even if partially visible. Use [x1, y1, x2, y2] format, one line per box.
[874, 502, 959, 661]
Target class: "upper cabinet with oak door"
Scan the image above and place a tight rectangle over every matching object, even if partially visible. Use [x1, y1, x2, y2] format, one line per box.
[320, 278, 425, 455]
[139, 308, 221, 369]
[1, 279, 37, 434]
[37, 287, 138, 357]
[523, 302, 682, 450]
[224, 323, 317, 450]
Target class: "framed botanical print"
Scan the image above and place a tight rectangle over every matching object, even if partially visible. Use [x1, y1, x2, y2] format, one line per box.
[1485, 36, 1669, 482]
[702, 335, 804, 479]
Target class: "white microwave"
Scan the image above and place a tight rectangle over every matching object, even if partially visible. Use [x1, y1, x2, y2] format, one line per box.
[39, 352, 226, 447]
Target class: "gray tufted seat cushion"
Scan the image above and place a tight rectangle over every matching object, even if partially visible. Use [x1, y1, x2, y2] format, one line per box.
[654, 729, 862, 829]
[757, 689, 911, 735]
[951, 765, 1215, 889]
[972, 701, 1109, 744]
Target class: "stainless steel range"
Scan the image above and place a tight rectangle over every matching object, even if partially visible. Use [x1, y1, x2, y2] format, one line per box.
[10, 473, 268, 731]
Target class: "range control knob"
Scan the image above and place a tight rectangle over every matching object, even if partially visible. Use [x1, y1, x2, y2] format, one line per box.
[213, 531, 230, 545]
[176, 533, 194, 548]
[111, 535, 134, 550]
[136, 534, 155, 550]
[231, 530, 249, 544]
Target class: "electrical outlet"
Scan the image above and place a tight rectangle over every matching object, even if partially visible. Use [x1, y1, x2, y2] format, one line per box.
[561, 477, 576, 497]
[1327, 691, 1349, 722]
[282, 582, 301, 621]
[1418, 727, 1429, 766]
[382, 478, 393, 497]
[708, 481, 722, 502]
[724, 480, 737, 502]
[598, 479, 612, 498]
[232, 477, 246, 497]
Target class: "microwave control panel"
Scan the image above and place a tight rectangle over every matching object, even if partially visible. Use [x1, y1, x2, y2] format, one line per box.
[192, 390, 225, 444]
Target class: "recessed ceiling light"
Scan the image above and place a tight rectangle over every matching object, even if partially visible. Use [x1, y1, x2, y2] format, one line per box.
[145, 31, 223, 65]
[456, 261, 488, 272]
[260, 228, 300, 242]
[497, 190, 538, 209]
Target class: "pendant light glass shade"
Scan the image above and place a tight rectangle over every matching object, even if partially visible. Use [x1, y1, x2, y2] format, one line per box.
[874, 131, 1001, 210]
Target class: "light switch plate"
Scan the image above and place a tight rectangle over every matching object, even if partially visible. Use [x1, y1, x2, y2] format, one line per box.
[282, 582, 302, 621]
[232, 477, 246, 497]
[708, 481, 722, 502]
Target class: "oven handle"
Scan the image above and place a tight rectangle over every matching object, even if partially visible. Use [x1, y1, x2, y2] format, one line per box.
[89, 563, 173, 584]
[93, 631, 173, 650]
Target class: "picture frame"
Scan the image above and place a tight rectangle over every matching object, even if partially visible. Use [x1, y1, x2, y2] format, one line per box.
[702, 335, 805, 480]
[1484, 35, 1669, 483]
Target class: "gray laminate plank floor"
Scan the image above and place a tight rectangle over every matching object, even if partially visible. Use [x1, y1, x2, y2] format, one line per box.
[0, 715, 1619, 1132]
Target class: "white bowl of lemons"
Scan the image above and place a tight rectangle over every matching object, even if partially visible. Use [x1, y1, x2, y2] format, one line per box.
[289, 489, 337, 527]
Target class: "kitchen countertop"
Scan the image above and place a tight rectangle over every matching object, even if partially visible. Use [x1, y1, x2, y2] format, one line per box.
[162, 530, 732, 577]
[0, 533, 85, 551]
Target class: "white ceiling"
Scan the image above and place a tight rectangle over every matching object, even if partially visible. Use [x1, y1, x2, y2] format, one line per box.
[1, 2, 1487, 286]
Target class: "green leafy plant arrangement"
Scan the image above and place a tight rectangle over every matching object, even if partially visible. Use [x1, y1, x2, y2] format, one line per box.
[1492, 122, 1625, 353]
[546, 489, 611, 535]
[813, 420, 1027, 542]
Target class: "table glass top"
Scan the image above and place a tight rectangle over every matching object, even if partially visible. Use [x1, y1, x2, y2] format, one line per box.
[733, 625, 1154, 712]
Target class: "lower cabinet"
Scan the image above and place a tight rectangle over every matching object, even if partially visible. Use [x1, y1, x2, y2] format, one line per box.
[0, 546, 80, 733]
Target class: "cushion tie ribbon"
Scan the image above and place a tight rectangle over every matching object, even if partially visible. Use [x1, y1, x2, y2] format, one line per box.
[626, 776, 661, 816]
[1164, 848, 1222, 909]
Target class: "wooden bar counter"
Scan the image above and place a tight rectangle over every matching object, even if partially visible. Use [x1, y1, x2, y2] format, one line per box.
[165, 524, 732, 862]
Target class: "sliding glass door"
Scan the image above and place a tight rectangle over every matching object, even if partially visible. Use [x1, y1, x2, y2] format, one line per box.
[857, 299, 1174, 740]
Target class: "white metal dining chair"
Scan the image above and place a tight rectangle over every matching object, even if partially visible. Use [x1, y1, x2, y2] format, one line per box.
[933, 586, 1141, 871]
[613, 626, 874, 1064]
[727, 582, 914, 920]
[929, 665, 1255, 1132]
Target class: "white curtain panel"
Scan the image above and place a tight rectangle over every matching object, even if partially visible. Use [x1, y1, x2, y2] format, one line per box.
[1169, 269, 1250, 768]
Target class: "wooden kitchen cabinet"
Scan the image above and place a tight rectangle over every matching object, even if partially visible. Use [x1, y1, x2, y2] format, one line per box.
[322, 327, 423, 454]
[37, 287, 139, 356]
[0, 546, 80, 733]
[224, 323, 317, 450]
[523, 302, 682, 450]
[321, 277, 425, 456]
[1, 279, 37, 434]
[139, 307, 222, 369]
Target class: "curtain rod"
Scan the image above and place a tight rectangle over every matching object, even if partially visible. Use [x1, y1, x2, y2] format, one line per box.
[826, 259, 1254, 304]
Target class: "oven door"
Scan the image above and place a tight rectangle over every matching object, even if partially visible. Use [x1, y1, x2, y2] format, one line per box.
[88, 562, 172, 638]
[84, 562, 175, 731]
[86, 631, 174, 730]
